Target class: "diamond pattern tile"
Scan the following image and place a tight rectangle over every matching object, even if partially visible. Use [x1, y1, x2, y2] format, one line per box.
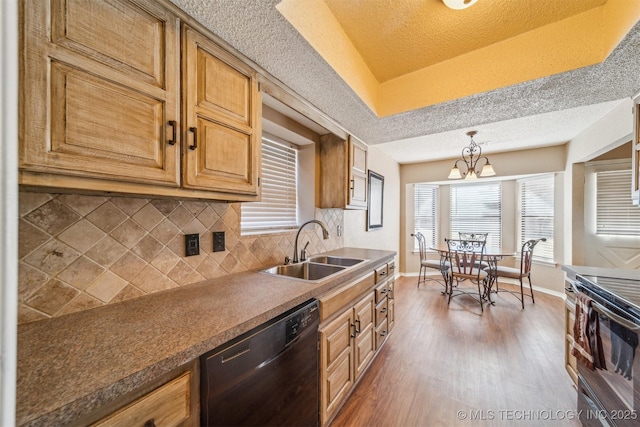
[18, 191, 345, 324]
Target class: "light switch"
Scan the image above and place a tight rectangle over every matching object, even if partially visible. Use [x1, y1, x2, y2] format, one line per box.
[185, 234, 200, 257]
[213, 231, 225, 252]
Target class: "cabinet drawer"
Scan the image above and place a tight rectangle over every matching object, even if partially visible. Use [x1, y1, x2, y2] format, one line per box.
[388, 261, 396, 278]
[319, 272, 375, 321]
[375, 265, 389, 284]
[375, 318, 389, 350]
[375, 298, 388, 327]
[375, 281, 390, 303]
[93, 372, 190, 427]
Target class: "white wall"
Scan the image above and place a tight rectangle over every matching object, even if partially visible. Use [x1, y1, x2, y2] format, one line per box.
[564, 99, 634, 264]
[1, 0, 18, 424]
[344, 146, 400, 265]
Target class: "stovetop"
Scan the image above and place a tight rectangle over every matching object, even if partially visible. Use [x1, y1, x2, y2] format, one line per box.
[577, 274, 640, 321]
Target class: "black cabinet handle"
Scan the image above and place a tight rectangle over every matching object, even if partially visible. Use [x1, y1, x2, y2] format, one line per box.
[167, 120, 176, 145]
[355, 319, 361, 334]
[350, 323, 357, 338]
[189, 127, 197, 150]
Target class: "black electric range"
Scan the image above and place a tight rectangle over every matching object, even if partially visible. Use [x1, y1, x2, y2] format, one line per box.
[576, 273, 640, 323]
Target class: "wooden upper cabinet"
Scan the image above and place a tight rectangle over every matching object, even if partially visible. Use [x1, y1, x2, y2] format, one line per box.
[319, 134, 368, 209]
[20, 0, 181, 187]
[182, 26, 261, 197]
[632, 93, 640, 206]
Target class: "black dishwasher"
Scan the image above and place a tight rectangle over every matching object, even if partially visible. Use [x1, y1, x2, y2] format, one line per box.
[200, 299, 320, 426]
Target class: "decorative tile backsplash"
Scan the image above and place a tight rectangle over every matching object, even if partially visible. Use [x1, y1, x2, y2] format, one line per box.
[18, 191, 344, 324]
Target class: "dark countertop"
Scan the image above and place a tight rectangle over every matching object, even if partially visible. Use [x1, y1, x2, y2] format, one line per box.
[562, 265, 640, 281]
[17, 247, 395, 426]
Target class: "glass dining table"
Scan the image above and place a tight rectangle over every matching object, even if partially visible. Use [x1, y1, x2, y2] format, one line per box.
[429, 244, 516, 304]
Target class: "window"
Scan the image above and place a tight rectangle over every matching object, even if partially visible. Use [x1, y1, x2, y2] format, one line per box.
[413, 184, 438, 249]
[450, 182, 501, 248]
[518, 175, 554, 262]
[596, 169, 640, 236]
[241, 136, 298, 234]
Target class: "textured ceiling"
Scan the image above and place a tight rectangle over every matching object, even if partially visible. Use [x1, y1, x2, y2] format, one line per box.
[324, 0, 608, 82]
[169, 0, 640, 163]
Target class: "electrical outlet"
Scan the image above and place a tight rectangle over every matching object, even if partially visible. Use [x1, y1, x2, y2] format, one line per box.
[185, 234, 200, 257]
[213, 231, 225, 252]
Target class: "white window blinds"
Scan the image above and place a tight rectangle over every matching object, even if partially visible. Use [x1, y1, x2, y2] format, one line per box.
[414, 184, 438, 248]
[518, 175, 554, 262]
[241, 137, 298, 233]
[450, 182, 501, 248]
[596, 169, 640, 236]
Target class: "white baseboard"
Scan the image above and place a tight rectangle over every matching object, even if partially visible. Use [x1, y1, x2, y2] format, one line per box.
[400, 272, 566, 299]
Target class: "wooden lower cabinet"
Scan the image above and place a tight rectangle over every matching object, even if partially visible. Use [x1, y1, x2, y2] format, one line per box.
[320, 308, 354, 424]
[564, 281, 578, 386]
[318, 260, 395, 426]
[72, 361, 198, 427]
[92, 372, 191, 427]
[320, 291, 375, 425]
[353, 293, 376, 380]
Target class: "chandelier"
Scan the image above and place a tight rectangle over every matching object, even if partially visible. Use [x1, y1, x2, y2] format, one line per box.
[447, 131, 496, 181]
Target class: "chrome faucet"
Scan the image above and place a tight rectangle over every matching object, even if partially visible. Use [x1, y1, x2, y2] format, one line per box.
[293, 220, 330, 263]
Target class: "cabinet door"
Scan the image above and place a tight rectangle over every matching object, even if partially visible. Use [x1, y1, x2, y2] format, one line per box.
[564, 299, 578, 385]
[183, 26, 261, 197]
[92, 372, 190, 427]
[348, 136, 368, 208]
[388, 279, 395, 332]
[20, 0, 180, 186]
[353, 292, 375, 380]
[319, 309, 354, 425]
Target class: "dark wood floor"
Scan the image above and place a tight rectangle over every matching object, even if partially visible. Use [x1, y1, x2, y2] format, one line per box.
[330, 276, 580, 427]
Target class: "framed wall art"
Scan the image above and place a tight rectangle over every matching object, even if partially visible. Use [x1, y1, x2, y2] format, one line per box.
[367, 170, 384, 230]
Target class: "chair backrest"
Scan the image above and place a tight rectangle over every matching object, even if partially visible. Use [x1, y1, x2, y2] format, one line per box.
[413, 232, 427, 261]
[520, 238, 547, 275]
[458, 232, 488, 242]
[445, 238, 486, 277]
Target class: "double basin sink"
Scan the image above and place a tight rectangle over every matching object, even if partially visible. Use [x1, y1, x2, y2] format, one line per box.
[261, 256, 365, 281]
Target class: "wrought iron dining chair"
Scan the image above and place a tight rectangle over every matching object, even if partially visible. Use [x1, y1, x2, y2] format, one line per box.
[489, 238, 546, 309]
[458, 232, 489, 268]
[445, 238, 488, 312]
[413, 232, 448, 293]
[458, 232, 488, 242]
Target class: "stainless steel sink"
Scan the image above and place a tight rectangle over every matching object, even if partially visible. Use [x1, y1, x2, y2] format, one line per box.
[307, 256, 364, 267]
[262, 262, 346, 281]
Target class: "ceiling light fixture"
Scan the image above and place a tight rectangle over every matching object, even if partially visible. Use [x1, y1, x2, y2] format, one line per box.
[442, 0, 479, 10]
[447, 131, 496, 181]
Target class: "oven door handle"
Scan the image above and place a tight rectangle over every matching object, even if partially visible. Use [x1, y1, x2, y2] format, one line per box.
[568, 281, 579, 294]
[590, 300, 640, 332]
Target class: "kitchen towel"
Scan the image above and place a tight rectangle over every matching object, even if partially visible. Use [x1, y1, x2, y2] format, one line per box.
[572, 293, 606, 370]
